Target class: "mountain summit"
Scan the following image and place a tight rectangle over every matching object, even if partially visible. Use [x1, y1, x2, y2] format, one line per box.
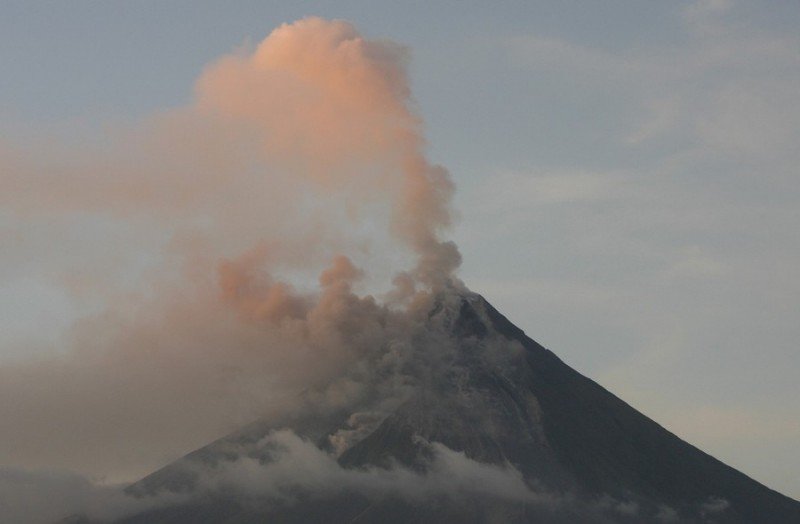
[104, 290, 799, 523]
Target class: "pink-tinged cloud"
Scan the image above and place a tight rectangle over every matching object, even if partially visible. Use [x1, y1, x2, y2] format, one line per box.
[2, 17, 459, 286]
[0, 18, 463, 482]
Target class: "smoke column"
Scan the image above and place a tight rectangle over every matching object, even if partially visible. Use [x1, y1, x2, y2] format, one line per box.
[0, 17, 463, 483]
[193, 17, 462, 288]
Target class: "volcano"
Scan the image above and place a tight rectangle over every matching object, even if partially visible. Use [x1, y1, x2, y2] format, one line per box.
[94, 289, 798, 523]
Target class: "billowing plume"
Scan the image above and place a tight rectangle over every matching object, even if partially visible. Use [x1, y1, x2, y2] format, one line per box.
[0, 17, 461, 483]
[194, 17, 460, 286]
[1, 17, 459, 287]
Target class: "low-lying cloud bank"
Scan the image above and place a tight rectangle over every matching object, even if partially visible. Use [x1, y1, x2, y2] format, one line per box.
[0, 429, 551, 524]
[178, 430, 542, 503]
[4, 428, 731, 523]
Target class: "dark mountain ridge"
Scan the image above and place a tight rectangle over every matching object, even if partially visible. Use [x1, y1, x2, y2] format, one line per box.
[99, 290, 799, 523]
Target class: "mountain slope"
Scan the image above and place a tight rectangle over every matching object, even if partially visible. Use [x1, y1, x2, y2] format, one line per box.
[113, 290, 800, 523]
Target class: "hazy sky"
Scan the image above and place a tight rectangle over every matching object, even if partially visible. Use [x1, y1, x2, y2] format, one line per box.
[1, 0, 798, 498]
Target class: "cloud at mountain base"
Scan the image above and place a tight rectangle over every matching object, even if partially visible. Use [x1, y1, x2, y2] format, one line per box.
[0, 428, 552, 524]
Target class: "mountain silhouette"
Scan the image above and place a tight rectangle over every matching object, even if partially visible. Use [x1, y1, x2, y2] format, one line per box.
[92, 289, 799, 523]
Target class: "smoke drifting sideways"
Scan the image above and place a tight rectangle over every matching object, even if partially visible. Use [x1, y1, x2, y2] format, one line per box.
[0, 16, 463, 486]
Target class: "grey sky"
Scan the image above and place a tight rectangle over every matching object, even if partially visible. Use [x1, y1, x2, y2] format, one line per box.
[1, 0, 798, 498]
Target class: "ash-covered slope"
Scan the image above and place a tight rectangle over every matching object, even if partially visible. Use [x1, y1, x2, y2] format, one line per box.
[112, 290, 799, 523]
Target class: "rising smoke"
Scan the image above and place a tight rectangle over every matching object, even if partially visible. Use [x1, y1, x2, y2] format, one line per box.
[0, 17, 462, 486]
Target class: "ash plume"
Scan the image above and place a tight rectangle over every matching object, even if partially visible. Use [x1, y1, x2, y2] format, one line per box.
[0, 17, 462, 484]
